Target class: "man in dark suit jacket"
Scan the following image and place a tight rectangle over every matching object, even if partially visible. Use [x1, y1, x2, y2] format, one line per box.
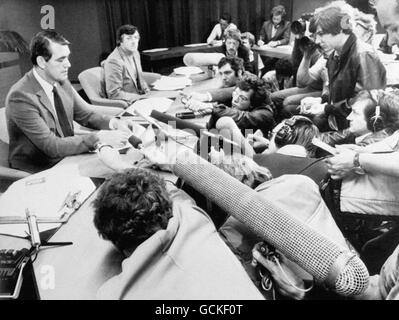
[6, 30, 133, 173]
[257, 5, 291, 75]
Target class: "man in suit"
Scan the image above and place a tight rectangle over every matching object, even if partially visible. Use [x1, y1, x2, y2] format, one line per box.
[6, 30, 132, 173]
[103, 25, 155, 104]
[257, 5, 291, 74]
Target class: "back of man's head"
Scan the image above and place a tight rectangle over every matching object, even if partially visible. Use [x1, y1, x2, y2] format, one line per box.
[93, 168, 173, 253]
[274, 116, 320, 157]
[30, 30, 70, 66]
[314, 1, 356, 35]
[116, 24, 139, 46]
[220, 12, 232, 23]
[218, 56, 244, 76]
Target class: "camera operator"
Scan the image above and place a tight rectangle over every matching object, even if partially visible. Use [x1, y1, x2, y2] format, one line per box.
[271, 18, 329, 121]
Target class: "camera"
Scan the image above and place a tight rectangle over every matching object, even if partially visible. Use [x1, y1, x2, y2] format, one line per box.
[291, 12, 314, 35]
[298, 36, 318, 53]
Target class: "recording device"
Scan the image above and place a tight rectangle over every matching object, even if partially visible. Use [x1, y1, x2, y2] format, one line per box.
[312, 137, 338, 155]
[291, 12, 314, 35]
[128, 134, 143, 149]
[173, 152, 370, 297]
[176, 111, 196, 119]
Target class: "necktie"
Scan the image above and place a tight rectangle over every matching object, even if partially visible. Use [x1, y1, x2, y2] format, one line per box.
[131, 55, 145, 94]
[52, 86, 74, 137]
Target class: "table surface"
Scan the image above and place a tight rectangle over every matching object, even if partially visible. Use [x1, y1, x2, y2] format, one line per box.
[0, 74, 220, 299]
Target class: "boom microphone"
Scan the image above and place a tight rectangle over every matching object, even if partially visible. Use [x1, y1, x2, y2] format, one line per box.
[183, 53, 225, 67]
[172, 152, 370, 297]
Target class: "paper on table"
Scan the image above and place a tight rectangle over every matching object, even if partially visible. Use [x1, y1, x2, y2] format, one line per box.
[174, 66, 204, 76]
[0, 163, 96, 237]
[152, 76, 192, 91]
[125, 97, 174, 117]
[142, 48, 169, 53]
[183, 43, 208, 47]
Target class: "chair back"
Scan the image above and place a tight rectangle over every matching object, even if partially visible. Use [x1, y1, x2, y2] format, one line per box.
[78, 67, 107, 101]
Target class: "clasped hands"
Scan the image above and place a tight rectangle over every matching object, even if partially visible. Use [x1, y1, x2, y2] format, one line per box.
[97, 118, 138, 148]
[181, 92, 214, 115]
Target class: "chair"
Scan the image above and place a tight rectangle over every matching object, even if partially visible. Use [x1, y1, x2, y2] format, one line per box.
[78, 67, 129, 109]
[0, 108, 30, 193]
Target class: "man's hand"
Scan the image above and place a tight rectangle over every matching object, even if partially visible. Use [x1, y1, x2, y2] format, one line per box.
[110, 118, 135, 133]
[300, 102, 326, 116]
[252, 243, 307, 300]
[324, 148, 357, 180]
[97, 130, 130, 148]
[268, 41, 279, 48]
[257, 39, 265, 46]
[247, 131, 269, 150]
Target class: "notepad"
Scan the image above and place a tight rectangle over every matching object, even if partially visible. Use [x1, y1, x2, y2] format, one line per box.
[0, 164, 96, 237]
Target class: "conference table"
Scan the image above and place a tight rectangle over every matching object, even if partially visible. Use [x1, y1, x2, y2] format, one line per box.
[0, 72, 220, 300]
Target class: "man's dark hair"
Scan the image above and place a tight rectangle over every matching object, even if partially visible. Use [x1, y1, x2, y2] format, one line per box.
[275, 59, 293, 78]
[93, 168, 173, 253]
[220, 12, 232, 23]
[218, 56, 244, 77]
[271, 5, 287, 21]
[116, 24, 139, 46]
[237, 73, 272, 108]
[30, 30, 70, 66]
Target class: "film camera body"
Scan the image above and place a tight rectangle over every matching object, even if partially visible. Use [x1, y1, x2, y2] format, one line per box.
[291, 13, 319, 54]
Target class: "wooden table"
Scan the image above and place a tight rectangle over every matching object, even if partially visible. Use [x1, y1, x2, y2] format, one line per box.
[252, 45, 293, 60]
[0, 75, 220, 299]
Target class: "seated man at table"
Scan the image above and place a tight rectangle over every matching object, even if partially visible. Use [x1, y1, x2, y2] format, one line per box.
[188, 56, 245, 103]
[6, 30, 132, 173]
[103, 24, 161, 105]
[241, 32, 265, 77]
[207, 12, 237, 46]
[93, 167, 263, 300]
[257, 5, 291, 75]
[187, 73, 275, 136]
[213, 29, 253, 74]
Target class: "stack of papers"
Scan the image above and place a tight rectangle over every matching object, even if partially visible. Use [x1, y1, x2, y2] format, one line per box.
[125, 97, 174, 117]
[0, 164, 96, 237]
[152, 76, 192, 91]
[174, 66, 204, 76]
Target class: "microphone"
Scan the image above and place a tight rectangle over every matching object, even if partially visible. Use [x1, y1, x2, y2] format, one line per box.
[150, 110, 240, 148]
[128, 134, 143, 149]
[172, 152, 370, 297]
[183, 53, 225, 67]
[25, 209, 41, 249]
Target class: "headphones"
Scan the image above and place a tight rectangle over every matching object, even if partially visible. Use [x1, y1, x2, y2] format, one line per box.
[366, 90, 385, 132]
[274, 116, 313, 146]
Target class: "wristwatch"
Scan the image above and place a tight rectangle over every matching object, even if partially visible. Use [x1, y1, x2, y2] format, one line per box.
[93, 142, 111, 153]
[353, 152, 366, 175]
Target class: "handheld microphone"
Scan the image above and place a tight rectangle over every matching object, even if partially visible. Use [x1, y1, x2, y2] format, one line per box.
[173, 152, 370, 297]
[128, 134, 143, 149]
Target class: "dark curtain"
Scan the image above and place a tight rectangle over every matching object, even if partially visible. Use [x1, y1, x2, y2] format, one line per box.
[103, 0, 293, 50]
